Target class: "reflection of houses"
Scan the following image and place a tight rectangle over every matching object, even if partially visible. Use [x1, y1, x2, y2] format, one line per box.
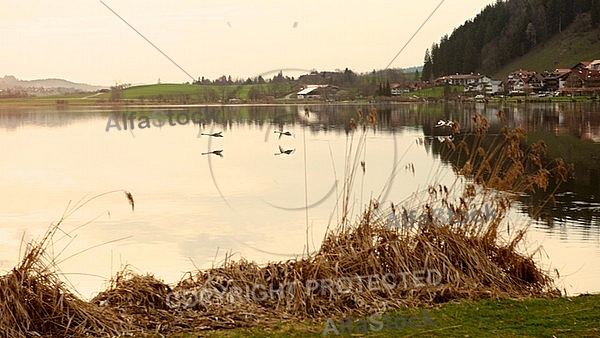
[581, 122, 600, 142]
[297, 85, 338, 99]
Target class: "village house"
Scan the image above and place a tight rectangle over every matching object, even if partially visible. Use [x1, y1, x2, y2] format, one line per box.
[484, 79, 504, 96]
[590, 60, 600, 70]
[296, 85, 338, 99]
[572, 61, 592, 71]
[434, 74, 484, 88]
[506, 70, 530, 94]
[567, 69, 600, 88]
[433, 74, 505, 95]
[390, 83, 410, 95]
[506, 70, 544, 94]
[526, 73, 545, 92]
[542, 69, 571, 92]
[556, 60, 600, 96]
[410, 81, 429, 91]
[563, 69, 600, 89]
[464, 76, 492, 92]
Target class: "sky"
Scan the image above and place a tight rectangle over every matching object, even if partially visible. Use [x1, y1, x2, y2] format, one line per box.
[1, 0, 498, 86]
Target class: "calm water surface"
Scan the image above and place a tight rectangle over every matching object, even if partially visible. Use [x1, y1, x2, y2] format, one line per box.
[0, 102, 598, 298]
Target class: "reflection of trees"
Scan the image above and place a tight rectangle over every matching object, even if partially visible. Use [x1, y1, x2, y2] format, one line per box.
[416, 102, 600, 229]
[0, 109, 108, 130]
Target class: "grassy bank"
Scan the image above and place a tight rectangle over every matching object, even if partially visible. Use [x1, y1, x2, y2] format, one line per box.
[186, 294, 600, 337]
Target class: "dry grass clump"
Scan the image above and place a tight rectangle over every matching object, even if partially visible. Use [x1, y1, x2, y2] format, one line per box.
[0, 199, 131, 337]
[91, 266, 288, 334]
[93, 269, 172, 313]
[166, 198, 556, 327]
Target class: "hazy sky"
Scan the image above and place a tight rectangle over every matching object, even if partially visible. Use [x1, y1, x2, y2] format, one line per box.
[1, 1, 497, 86]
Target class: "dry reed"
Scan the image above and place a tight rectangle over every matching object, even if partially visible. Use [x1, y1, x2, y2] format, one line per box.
[0, 191, 134, 337]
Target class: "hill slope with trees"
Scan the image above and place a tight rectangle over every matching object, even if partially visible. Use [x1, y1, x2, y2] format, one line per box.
[422, 0, 600, 80]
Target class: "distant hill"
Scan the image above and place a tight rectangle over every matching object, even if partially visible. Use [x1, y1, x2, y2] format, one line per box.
[402, 66, 423, 73]
[494, 13, 600, 77]
[0, 75, 106, 92]
[421, 0, 600, 80]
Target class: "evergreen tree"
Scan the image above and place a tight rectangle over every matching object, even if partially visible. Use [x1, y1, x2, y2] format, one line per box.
[430, 43, 440, 78]
[593, 0, 600, 27]
[422, 48, 433, 81]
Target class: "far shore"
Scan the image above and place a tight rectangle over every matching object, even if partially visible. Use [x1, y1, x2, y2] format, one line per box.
[0, 95, 596, 109]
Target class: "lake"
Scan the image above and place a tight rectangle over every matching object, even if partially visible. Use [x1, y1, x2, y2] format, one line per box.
[0, 102, 598, 299]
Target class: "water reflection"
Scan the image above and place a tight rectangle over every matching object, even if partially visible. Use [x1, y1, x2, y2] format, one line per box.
[0, 102, 598, 296]
[1, 103, 598, 228]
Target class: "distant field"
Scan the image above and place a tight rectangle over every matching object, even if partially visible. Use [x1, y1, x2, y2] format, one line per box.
[406, 86, 464, 97]
[113, 83, 293, 102]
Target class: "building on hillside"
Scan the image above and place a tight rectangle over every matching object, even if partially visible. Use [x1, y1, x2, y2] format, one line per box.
[572, 61, 592, 71]
[564, 69, 600, 88]
[465, 76, 491, 92]
[557, 87, 600, 96]
[506, 70, 543, 94]
[390, 83, 409, 95]
[556, 63, 600, 96]
[297, 85, 338, 99]
[565, 71, 585, 88]
[590, 60, 600, 70]
[542, 69, 571, 92]
[433, 74, 505, 94]
[525, 73, 545, 92]
[410, 81, 429, 91]
[484, 79, 504, 96]
[434, 74, 484, 87]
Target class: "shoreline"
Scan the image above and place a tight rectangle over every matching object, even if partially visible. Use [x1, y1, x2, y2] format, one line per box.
[0, 91, 597, 109]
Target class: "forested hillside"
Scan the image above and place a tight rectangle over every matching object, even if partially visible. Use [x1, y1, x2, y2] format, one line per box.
[421, 0, 600, 80]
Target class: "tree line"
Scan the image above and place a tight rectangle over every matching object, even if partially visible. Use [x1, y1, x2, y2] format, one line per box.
[191, 68, 414, 99]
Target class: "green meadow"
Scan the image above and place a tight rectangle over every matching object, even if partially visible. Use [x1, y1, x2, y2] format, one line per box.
[168, 294, 600, 337]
